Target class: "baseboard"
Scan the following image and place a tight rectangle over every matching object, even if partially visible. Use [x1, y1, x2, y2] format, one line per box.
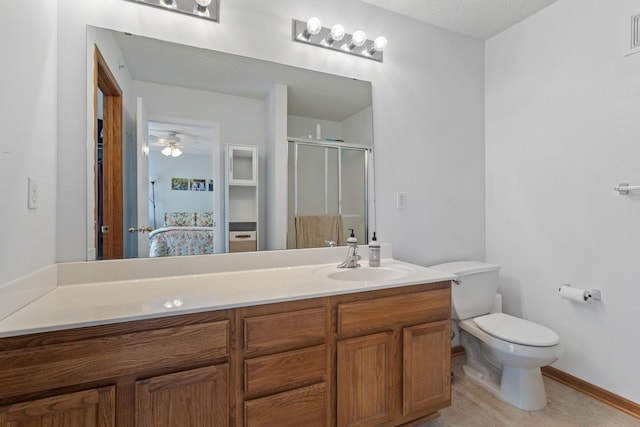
[541, 366, 640, 420]
[451, 347, 639, 419]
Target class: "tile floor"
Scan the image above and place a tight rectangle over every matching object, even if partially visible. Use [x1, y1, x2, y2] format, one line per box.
[420, 356, 640, 427]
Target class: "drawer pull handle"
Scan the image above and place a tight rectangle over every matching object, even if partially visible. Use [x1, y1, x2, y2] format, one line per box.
[235, 234, 252, 239]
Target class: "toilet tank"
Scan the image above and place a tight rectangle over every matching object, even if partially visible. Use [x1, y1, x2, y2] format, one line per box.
[430, 261, 501, 320]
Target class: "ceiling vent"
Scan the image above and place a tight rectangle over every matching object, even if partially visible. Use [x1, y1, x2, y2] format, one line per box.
[628, 12, 640, 56]
[632, 13, 640, 49]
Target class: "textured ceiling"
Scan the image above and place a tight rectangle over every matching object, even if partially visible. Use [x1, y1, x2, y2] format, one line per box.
[359, 0, 558, 40]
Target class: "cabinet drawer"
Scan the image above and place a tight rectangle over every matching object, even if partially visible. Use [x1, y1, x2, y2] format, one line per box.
[0, 321, 229, 399]
[338, 288, 450, 336]
[244, 307, 326, 354]
[245, 345, 326, 397]
[244, 382, 326, 427]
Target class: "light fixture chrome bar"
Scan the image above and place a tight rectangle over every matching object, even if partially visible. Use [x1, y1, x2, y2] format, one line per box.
[124, 0, 220, 22]
[292, 19, 385, 62]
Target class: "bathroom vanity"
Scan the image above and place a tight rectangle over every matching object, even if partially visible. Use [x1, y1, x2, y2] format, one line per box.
[0, 250, 452, 426]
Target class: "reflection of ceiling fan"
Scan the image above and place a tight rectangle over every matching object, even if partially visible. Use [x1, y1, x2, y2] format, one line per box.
[149, 130, 209, 157]
[149, 131, 185, 157]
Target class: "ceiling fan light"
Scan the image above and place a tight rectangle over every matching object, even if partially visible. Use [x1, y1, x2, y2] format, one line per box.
[161, 146, 172, 156]
[171, 147, 183, 157]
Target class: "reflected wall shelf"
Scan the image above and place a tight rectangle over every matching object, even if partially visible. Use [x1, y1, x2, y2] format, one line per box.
[225, 144, 258, 252]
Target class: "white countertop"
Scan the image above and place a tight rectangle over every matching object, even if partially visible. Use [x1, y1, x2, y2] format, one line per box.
[0, 258, 453, 338]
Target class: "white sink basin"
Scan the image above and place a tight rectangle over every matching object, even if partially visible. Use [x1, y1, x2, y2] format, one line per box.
[317, 264, 414, 282]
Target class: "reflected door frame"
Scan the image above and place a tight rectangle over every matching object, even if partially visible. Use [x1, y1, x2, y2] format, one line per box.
[94, 46, 123, 259]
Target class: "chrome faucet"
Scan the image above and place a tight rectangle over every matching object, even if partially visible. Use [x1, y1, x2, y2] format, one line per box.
[325, 240, 337, 247]
[338, 229, 360, 268]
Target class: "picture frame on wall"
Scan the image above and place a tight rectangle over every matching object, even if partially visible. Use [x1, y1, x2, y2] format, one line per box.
[189, 179, 206, 191]
[171, 177, 188, 191]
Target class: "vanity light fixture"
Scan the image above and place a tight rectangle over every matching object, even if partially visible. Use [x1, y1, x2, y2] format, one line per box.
[124, 0, 219, 22]
[292, 18, 386, 62]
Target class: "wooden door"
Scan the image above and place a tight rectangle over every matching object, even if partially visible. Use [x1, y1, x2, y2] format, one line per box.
[94, 46, 123, 260]
[402, 321, 451, 416]
[135, 364, 228, 427]
[336, 332, 392, 427]
[0, 386, 115, 426]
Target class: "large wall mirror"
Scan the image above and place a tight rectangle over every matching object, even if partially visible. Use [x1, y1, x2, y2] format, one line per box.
[87, 26, 374, 260]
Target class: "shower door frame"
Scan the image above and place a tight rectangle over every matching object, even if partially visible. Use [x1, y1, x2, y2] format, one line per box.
[289, 138, 371, 245]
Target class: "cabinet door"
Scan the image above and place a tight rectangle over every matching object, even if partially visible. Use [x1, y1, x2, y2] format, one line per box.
[337, 332, 392, 427]
[402, 321, 451, 416]
[135, 364, 228, 427]
[228, 145, 257, 185]
[0, 386, 115, 427]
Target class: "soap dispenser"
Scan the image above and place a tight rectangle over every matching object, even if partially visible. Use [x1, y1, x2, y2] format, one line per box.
[368, 232, 380, 267]
[347, 229, 357, 246]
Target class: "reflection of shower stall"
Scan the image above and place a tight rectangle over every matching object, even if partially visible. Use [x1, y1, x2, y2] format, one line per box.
[288, 139, 370, 248]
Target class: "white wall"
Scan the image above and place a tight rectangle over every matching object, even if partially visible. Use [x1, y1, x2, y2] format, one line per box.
[486, 0, 640, 403]
[54, 0, 485, 266]
[288, 116, 342, 140]
[0, 0, 57, 285]
[343, 106, 374, 147]
[265, 84, 288, 250]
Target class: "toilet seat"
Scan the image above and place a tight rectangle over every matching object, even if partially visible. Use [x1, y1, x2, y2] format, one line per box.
[473, 313, 559, 347]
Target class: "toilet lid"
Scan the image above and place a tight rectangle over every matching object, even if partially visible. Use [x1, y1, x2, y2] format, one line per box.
[473, 313, 559, 346]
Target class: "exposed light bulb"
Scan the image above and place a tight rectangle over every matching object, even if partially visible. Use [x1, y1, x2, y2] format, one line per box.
[348, 30, 367, 50]
[306, 17, 322, 35]
[329, 24, 345, 42]
[372, 36, 387, 52]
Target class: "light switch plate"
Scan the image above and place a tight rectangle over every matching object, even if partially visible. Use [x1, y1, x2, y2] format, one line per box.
[28, 177, 38, 209]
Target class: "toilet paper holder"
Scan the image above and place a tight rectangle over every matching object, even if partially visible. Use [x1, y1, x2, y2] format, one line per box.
[558, 284, 602, 301]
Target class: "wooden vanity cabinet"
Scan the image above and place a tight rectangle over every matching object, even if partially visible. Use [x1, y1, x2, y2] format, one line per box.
[0, 311, 231, 427]
[237, 298, 330, 427]
[334, 283, 451, 427]
[0, 281, 451, 427]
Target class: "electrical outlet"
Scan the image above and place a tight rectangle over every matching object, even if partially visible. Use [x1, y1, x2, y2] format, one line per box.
[397, 192, 406, 209]
[28, 177, 38, 209]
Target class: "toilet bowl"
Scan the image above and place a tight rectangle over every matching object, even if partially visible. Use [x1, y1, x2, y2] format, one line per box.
[430, 261, 563, 411]
[459, 313, 562, 410]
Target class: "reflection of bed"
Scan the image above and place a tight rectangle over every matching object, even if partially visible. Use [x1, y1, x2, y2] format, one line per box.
[149, 212, 214, 257]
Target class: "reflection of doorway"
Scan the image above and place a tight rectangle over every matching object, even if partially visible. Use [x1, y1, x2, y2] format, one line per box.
[94, 47, 123, 259]
[146, 120, 220, 253]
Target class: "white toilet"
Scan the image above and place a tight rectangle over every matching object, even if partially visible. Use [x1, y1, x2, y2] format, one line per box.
[430, 261, 563, 411]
